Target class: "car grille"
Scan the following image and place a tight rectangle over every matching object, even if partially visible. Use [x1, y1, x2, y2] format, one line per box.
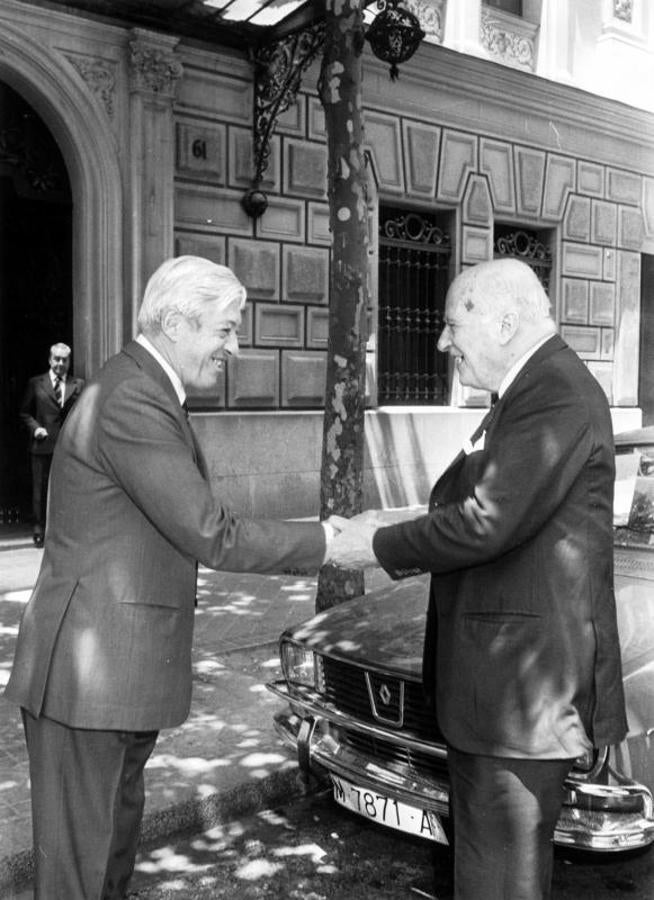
[320, 655, 443, 742]
[340, 728, 448, 781]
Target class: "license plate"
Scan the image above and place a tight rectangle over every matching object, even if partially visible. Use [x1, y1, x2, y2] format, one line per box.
[330, 774, 448, 844]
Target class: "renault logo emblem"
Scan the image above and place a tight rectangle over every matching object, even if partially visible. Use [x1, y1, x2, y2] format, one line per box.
[365, 671, 404, 727]
[379, 684, 392, 705]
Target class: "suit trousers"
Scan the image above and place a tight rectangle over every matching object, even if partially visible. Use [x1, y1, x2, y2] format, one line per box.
[29, 454, 52, 532]
[22, 709, 158, 900]
[446, 746, 573, 900]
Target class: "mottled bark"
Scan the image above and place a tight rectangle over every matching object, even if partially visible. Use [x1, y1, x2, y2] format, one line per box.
[316, 0, 369, 612]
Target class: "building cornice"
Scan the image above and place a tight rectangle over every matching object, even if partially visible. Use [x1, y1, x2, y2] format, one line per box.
[363, 42, 654, 175]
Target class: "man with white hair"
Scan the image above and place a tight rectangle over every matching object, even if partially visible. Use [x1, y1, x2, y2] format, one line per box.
[6, 256, 333, 899]
[19, 341, 85, 545]
[329, 258, 627, 899]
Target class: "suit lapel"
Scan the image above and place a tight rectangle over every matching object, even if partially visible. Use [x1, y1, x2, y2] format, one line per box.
[430, 335, 565, 508]
[123, 341, 180, 407]
[436, 403, 496, 478]
[122, 341, 206, 475]
[41, 373, 57, 403]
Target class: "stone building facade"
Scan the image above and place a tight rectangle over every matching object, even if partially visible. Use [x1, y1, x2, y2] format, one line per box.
[0, 0, 650, 518]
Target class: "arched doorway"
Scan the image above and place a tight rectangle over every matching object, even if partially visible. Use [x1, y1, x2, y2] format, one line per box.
[0, 81, 73, 528]
[0, 15, 126, 534]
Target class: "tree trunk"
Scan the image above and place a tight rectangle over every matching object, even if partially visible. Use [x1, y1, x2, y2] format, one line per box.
[316, 0, 369, 612]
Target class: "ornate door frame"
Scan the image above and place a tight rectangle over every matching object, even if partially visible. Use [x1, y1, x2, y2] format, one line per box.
[0, 20, 123, 379]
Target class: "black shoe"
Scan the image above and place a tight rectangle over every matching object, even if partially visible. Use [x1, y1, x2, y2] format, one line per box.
[33, 534, 44, 547]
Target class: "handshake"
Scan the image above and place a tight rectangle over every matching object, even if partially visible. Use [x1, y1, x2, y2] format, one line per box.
[322, 506, 426, 570]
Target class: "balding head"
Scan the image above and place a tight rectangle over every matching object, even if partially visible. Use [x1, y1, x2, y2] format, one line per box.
[450, 259, 552, 322]
[437, 259, 556, 393]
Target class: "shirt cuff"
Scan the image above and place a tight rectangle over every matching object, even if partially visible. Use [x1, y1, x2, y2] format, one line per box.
[321, 520, 337, 565]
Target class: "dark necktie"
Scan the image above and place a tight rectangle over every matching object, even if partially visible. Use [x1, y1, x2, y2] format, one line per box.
[468, 398, 497, 446]
[54, 376, 63, 407]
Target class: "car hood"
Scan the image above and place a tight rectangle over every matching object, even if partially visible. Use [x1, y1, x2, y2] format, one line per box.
[283, 576, 429, 678]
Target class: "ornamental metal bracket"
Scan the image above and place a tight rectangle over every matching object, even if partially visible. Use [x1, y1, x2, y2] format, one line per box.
[242, 22, 326, 219]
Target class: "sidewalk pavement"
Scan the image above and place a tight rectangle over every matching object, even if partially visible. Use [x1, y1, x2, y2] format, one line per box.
[0, 527, 392, 897]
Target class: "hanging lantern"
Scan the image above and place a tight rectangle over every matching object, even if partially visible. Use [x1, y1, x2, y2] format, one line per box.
[365, 0, 425, 81]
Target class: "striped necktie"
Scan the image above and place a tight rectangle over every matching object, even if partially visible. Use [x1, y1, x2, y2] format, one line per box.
[54, 376, 63, 407]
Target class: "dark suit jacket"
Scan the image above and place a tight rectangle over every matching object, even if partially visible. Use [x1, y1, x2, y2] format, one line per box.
[373, 335, 628, 759]
[19, 371, 85, 455]
[5, 341, 326, 731]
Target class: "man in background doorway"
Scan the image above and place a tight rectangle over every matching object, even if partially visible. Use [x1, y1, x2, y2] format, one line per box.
[19, 342, 84, 546]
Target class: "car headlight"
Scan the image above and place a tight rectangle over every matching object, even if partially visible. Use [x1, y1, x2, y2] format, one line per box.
[280, 639, 318, 687]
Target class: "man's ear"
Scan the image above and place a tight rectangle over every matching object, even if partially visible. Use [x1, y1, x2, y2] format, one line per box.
[160, 309, 182, 342]
[499, 311, 519, 345]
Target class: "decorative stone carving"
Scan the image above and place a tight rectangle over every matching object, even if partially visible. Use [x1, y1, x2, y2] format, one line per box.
[128, 38, 182, 98]
[613, 0, 633, 24]
[65, 54, 116, 118]
[480, 7, 537, 73]
[405, 0, 445, 44]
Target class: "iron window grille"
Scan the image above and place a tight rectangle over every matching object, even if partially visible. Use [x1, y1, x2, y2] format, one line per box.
[377, 207, 452, 405]
[493, 224, 553, 292]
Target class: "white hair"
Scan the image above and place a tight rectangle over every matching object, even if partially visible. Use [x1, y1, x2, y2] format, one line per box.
[49, 342, 71, 357]
[137, 256, 246, 334]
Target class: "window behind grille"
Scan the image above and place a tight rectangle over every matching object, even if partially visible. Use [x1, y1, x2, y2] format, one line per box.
[493, 224, 553, 292]
[377, 208, 451, 405]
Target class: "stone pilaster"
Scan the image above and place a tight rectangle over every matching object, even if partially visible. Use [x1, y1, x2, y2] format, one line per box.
[127, 28, 182, 330]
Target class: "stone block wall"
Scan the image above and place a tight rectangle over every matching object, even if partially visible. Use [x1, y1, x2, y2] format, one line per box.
[169, 40, 653, 513]
[174, 43, 654, 412]
[362, 102, 654, 406]
[173, 56, 331, 411]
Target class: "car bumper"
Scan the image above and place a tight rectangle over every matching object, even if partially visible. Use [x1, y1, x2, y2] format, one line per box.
[268, 681, 654, 852]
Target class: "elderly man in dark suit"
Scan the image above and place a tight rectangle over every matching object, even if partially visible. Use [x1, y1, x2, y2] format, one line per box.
[328, 258, 627, 900]
[19, 342, 84, 545]
[5, 256, 334, 900]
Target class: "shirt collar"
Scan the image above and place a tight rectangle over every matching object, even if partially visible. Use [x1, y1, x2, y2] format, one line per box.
[497, 333, 553, 399]
[50, 370, 65, 386]
[136, 333, 186, 406]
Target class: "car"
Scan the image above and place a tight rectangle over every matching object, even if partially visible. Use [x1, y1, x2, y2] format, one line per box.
[267, 427, 654, 853]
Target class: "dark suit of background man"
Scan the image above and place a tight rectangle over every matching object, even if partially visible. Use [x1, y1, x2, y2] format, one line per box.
[19, 342, 84, 546]
[5, 256, 336, 900]
[328, 258, 627, 900]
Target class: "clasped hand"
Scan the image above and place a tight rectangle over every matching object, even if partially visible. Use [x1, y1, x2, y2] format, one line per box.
[324, 512, 379, 570]
[324, 505, 426, 570]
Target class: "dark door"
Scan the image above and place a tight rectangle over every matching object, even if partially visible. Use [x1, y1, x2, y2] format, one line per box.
[0, 81, 73, 529]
